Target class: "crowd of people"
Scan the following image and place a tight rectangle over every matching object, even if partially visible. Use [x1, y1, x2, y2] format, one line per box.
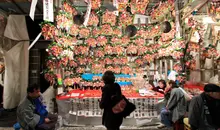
[15, 70, 220, 130]
[151, 79, 220, 130]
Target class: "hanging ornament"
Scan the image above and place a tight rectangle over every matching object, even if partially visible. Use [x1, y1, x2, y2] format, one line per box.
[125, 25, 137, 37]
[161, 21, 171, 33]
[73, 14, 84, 25]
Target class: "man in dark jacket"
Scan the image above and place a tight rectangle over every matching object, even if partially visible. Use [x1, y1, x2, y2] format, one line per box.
[17, 84, 57, 130]
[189, 84, 220, 130]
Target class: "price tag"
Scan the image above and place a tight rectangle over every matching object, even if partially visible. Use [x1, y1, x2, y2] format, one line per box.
[57, 87, 63, 95]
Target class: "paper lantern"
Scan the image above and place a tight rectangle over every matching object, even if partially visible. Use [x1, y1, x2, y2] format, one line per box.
[73, 14, 84, 25]
[161, 21, 171, 33]
[125, 25, 137, 37]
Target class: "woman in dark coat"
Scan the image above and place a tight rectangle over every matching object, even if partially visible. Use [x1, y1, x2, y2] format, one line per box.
[99, 71, 123, 130]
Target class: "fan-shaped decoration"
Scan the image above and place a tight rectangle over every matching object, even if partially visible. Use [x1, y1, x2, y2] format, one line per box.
[73, 14, 84, 25]
[161, 21, 171, 33]
[130, 0, 149, 14]
[102, 10, 117, 26]
[125, 25, 137, 37]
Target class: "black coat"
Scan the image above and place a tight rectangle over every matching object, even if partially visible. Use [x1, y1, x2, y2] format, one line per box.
[99, 83, 123, 128]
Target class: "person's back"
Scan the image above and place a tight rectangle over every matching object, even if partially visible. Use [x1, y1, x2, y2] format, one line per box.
[189, 84, 220, 130]
[160, 80, 186, 130]
[189, 94, 216, 130]
[100, 71, 123, 130]
[17, 96, 39, 130]
[167, 87, 186, 123]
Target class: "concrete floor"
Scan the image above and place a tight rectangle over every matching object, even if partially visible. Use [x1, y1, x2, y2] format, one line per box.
[0, 126, 171, 130]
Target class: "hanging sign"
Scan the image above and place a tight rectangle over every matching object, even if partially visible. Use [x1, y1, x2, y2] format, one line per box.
[83, 0, 92, 27]
[113, 0, 119, 16]
[29, 0, 38, 21]
[43, 0, 54, 22]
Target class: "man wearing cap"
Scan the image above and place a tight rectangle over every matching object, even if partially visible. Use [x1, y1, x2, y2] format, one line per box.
[189, 84, 220, 130]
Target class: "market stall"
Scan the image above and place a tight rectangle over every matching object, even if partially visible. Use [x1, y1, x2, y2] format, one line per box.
[38, 0, 220, 127]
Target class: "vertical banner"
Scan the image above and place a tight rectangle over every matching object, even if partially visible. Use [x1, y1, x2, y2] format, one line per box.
[29, 0, 38, 21]
[43, 0, 54, 22]
[83, 0, 91, 27]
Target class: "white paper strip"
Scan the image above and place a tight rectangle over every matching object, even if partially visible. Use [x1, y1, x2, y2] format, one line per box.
[29, 0, 38, 21]
[113, 0, 119, 15]
[113, 0, 118, 8]
[160, 60, 162, 75]
[164, 59, 167, 79]
[43, 0, 54, 22]
[83, 0, 91, 27]
[28, 32, 42, 50]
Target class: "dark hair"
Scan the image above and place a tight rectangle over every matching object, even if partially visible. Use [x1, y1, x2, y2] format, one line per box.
[204, 84, 220, 92]
[158, 79, 166, 89]
[102, 71, 115, 84]
[27, 84, 40, 93]
[168, 80, 178, 88]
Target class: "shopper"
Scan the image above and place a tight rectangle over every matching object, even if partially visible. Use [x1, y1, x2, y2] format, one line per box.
[189, 84, 220, 130]
[17, 84, 57, 130]
[160, 80, 186, 130]
[99, 71, 123, 130]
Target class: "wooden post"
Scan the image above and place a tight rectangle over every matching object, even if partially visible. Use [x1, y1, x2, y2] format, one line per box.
[138, 18, 141, 27]
[146, 17, 148, 24]
[212, 56, 215, 78]
[164, 59, 168, 80]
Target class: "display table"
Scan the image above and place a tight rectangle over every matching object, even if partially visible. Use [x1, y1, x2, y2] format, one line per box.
[56, 90, 164, 126]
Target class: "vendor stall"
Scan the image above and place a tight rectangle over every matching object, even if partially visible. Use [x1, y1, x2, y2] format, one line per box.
[56, 89, 163, 126]
[37, 0, 219, 127]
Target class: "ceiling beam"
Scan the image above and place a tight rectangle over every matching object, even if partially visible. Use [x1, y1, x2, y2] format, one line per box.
[11, 0, 26, 14]
[27, 0, 42, 14]
[36, 2, 42, 14]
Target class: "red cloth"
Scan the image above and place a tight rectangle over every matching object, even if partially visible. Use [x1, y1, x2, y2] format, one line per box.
[184, 84, 204, 91]
[56, 90, 164, 100]
[173, 120, 184, 130]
